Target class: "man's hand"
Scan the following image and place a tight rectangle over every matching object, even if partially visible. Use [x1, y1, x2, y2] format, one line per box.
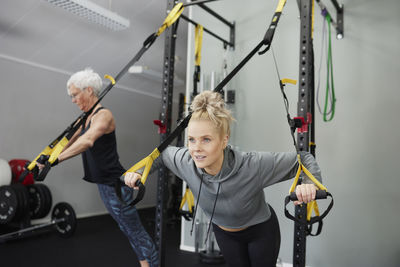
[294, 184, 318, 205]
[124, 172, 142, 189]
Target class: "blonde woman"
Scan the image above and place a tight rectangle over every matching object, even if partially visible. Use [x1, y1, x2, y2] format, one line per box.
[124, 91, 321, 267]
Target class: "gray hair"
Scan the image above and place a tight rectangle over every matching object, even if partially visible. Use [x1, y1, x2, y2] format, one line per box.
[67, 68, 102, 97]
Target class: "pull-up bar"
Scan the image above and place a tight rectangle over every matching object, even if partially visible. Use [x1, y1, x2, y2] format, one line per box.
[180, 14, 234, 48]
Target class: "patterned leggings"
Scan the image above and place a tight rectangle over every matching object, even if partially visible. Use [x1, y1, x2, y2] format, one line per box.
[98, 183, 158, 267]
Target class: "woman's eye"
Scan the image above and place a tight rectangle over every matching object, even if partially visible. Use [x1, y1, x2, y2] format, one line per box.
[203, 138, 211, 143]
[188, 138, 195, 143]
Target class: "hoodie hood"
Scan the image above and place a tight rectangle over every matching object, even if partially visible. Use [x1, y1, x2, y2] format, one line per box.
[200, 145, 243, 183]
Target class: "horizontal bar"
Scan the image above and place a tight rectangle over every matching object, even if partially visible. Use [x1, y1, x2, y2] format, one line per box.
[198, 2, 234, 28]
[183, 0, 219, 8]
[180, 14, 234, 47]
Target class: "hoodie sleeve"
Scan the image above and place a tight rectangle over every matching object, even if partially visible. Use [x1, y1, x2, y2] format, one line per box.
[149, 146, 191, 178]
[258, 151, 322, 188]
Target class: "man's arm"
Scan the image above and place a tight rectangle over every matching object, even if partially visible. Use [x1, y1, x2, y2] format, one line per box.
[58, 109, 114, 163]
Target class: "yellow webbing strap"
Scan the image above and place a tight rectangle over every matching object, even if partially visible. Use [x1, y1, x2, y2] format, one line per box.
[281, 78, 297, 85]
[312, 0, 315, 39]
[123, 148, 160, 185]
[275, 0, 287, 13]
[289, 154, 327, 221]
[47, 136, 69, 163]
[156, 3, 184, 36]
[194, 24, 203, 66]
[307, 199, 320, 221]
[104, 74, 116, 85]
[27, 146, 54, 170]
[179, 187, 195, 213]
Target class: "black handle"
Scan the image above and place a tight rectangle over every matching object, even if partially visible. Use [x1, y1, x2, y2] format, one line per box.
[284, 190, 334, 226]
[35, 155, 52, 181]
[130, 181, 146, 206]
[289, 190, 328, 201]
[18, 162, 38, 182]
[118, 175, 146, 206]
[36, 161, 51, 182]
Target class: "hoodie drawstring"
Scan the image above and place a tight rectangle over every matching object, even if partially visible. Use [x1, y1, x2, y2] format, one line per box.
[190, 174, 204, 235]
[204, 182, 221, 244]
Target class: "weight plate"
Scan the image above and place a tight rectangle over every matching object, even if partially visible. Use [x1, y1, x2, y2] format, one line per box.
[12, 184, 29, 221]
[36, 184, 52, 219]
[27, 184, 43, 219]
[0, 185, 18, 224]
[51, 202, 77, 238]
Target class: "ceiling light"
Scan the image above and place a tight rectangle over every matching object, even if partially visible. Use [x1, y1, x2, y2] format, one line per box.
[45, 0, 130, 31]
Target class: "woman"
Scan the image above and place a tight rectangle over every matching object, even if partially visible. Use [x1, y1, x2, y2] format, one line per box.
[124, 90, 321, 267]
[39, 68, 158, 267]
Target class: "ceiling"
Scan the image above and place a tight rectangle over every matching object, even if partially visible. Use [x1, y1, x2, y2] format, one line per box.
[0, 0, 189, 97]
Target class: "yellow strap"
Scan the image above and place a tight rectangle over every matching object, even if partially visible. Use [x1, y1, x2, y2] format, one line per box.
[104, 74, 116, 85]
[124, 148, 160, 184]
[289, 154, 327, 222]
[27, 146, 54, 170]
[312, 0, 315, 39]
[275, 0, 288, 13]
[194, 25, 204, 66]
[48, 136, 69, 163]
[307, 200, 320, 221]
[179, 188, 194, 213]
[156, 3, 184, 36]
[281, 78, 297, 85]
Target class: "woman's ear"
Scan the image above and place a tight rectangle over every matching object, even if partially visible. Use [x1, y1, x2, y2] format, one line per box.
[223, 135, 229, 148]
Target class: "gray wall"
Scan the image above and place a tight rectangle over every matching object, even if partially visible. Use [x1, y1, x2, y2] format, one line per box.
[0, 0, 187, 218]
[190, 0, 400, 266]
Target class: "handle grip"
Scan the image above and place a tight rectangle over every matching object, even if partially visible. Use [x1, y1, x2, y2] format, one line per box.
[18, 162, 38, 182]
[284, 190, 334, 226]
[288, 190, 328, 201]
[118, 175, 146, 206]
[35, 155, 52, 181]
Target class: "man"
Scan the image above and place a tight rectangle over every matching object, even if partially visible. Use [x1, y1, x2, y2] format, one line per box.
[39, 68, 158, 267]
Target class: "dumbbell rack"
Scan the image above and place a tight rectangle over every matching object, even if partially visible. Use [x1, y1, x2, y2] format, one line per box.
[0, 184, 77, 242]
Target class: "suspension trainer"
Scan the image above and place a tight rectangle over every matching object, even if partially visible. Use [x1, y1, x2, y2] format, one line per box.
[18, 3, 185, 183]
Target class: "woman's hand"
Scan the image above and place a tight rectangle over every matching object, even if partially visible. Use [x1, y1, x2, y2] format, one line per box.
[124, 172, 142, 189]
[294, 184, 318, 205]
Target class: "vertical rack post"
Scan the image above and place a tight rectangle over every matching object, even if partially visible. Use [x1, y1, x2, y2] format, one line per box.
[155, 1, 179, 266]
[293, 0, 315, 266]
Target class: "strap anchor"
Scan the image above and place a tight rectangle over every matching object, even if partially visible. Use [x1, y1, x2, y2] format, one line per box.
[153, 120, 167, 134]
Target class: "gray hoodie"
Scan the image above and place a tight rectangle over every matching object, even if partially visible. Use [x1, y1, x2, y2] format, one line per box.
[152, 145, 322, 229]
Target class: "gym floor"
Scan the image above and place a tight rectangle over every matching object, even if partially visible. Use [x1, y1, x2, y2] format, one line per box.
[0, 208, 226, 267]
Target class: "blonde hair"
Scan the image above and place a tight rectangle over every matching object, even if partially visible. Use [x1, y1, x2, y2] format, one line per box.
[190, 91, 234, 136]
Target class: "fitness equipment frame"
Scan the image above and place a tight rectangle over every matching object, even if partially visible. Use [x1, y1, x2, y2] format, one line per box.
[155, 1, 234, 266]
[293, 0, 343, 266]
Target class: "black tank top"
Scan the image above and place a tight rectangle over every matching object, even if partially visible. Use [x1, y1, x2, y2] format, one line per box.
[80, 107, 125, 185]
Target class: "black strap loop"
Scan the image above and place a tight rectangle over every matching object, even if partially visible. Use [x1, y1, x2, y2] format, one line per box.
[284, 191, 334, 226]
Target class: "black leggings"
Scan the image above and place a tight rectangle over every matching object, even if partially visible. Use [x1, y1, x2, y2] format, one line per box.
[212, 205, 281, 267]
